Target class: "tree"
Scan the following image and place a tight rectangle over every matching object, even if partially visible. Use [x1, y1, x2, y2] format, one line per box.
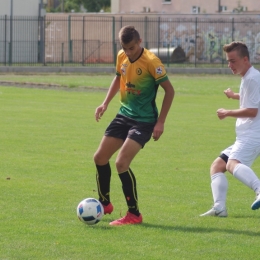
[82, 0, 110, 12]
[64, 0, 81, 12]
[53, 0, 81, 12]
[100, 0, 110, 11]
[83, 0, 102, 12]
[61, 0, 110, 13]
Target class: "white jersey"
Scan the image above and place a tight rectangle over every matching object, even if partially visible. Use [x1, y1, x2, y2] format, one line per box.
[236, 66, 260, 140]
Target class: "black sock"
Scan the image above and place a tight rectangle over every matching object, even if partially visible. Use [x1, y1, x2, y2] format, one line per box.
[119, 168, 140, 216]
[96, 163, 111, 206]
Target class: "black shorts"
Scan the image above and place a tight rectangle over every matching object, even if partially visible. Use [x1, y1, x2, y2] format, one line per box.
[105, 114, 156, 148]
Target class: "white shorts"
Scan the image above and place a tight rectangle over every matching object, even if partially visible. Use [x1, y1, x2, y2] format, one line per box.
[221, 138, 260, 167]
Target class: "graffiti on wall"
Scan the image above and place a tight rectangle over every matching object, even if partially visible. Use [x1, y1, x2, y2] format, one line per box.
[160, 19, 260, 63]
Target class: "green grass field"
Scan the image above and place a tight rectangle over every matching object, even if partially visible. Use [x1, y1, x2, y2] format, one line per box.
[1, 74, 260, 259]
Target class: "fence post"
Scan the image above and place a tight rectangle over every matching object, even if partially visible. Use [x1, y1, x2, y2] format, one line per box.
[195, 17, 198, 67]
[8, 42, 11, 66]
[144, 16, 148, 49]
[68, 15, 72, 63]
[157, 17, 161, 57]
[120, 16, 122, 29]
[4, 15, 7, 66]
[39, 16, 45, 65]
[43, 16, 46, 66]
[61, 42, 64, 66]
[232, 17, 235, 41]
[113, 16, 116, 66]
[82, 16, 85, 66]
[9, 14, 13, 66]
[167, 44, 170, 67]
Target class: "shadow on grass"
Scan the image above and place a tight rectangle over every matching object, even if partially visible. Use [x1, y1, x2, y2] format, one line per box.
[140, 222, 260, 237]
[88, 222, 260, 236]
[91, 215, 260, 236]
[89, 220, 260, 237]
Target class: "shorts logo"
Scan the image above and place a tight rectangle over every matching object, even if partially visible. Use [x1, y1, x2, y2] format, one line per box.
[135, 131, 141, 135]
[136, 68, 142, 75]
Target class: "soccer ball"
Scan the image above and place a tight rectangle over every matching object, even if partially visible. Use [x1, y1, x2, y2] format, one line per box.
[77, 198, 104, 225]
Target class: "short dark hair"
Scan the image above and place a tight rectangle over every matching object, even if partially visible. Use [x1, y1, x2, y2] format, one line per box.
[223, 41, 249, 60]
[118, 25, 140, 44]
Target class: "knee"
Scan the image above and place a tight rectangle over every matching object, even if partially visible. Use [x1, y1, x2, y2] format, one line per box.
[210, 157, 226, 175]
[115, 159, 128, 173]
[226, 162, 231, 173]
[93, 151, 100, 164]
[226, 160, 239, 174]
[93, 151, 106, 165]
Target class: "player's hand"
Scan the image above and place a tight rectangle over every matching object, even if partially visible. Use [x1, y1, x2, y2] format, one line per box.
[224, 88, 234, 99]
[152, 121, 164, 141]
[95, 104, 107, 122]
[217, 108, 228, 120]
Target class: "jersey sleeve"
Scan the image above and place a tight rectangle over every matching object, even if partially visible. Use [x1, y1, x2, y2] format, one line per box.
[116, 50, 125, 76]
[148, 56, 168, 84]
[243, 77, 260, 108]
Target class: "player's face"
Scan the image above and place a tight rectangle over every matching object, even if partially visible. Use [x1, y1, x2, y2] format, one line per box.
[121, 39, 142, 62]
[226, 51, 248, 76]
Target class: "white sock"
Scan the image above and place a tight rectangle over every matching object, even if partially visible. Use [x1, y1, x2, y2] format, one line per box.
[211, 172, 228, 209]
[233, 163, 260, 193]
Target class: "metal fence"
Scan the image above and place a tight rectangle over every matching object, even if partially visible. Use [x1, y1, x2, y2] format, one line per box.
[1, 14, 260, 68]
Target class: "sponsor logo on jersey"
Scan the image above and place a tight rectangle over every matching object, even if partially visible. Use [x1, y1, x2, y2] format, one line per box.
[126, 82, 141, 95]
[121, 67, 126, 75]
[156, 66, 163, 74]
[136, 68, 142, 75]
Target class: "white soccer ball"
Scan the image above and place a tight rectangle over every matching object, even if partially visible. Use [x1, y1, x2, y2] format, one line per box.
[77, 198, 104, 225]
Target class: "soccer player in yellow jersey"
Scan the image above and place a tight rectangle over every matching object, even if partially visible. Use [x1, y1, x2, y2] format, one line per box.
[94, 25, 175, 225]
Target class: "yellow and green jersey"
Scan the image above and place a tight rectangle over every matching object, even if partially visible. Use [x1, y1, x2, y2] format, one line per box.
[116, 48, 168, 123]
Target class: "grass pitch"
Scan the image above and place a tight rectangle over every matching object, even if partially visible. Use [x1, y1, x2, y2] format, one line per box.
[1, 74, 260, 259]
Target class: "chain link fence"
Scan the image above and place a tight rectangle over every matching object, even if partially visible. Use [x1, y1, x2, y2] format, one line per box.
[1, 14, 260, 68]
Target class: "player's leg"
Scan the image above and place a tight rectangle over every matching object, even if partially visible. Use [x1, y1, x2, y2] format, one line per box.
[109, 120, 155, 225]
[110, 138, 143, 225]
[94, 114, 130, 214]
[94, 136, 124, 213]
[200, 155, 228, 217]
[116, 138, 142, 213]
[94, 135, 123, 165]
[227, 140, 260, 210]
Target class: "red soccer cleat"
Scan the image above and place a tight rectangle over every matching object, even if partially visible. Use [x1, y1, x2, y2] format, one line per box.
[102, 202, 114, 215]
[109, 212, 143, 226]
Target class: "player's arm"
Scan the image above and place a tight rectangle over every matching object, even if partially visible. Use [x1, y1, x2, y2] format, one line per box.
[95, 75, 120, 122]
[152, 79, 175, 141]
[224, 88, 240, 99]
[217, 107, 258, 120]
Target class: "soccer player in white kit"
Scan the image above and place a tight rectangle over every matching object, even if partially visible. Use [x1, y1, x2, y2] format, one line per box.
[201, 41, 260, 217]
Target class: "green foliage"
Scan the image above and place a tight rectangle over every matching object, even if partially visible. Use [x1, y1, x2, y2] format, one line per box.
[82, 0, 102, 12]
[1, 74, 260, 259]
[61, 0, 111, 12]
[64, 0, 81, 12]
[82, 0, 110, 12]
[101, 0, 111, 12]
[56, 0, 81, 12]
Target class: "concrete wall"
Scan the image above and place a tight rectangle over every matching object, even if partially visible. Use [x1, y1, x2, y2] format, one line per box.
[0, 0, 40, 16]
[111, 0, 120, 14]
[0, 0, 40, 63]
[112, 0, 260, 14]
[42, 13, 260, 64]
